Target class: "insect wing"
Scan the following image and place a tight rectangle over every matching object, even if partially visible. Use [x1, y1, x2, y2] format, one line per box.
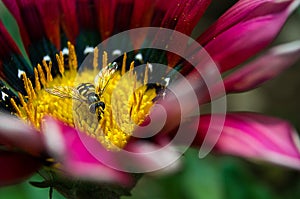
[94, 62, 118, 94]
[45, 86, 84, 102]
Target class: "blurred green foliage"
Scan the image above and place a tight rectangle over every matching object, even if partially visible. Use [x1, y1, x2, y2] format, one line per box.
[0, 175, 64, 199]
[122, 149, 300, 199]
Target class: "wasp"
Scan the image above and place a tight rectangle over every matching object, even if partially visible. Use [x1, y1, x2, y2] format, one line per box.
[46, 62, 118, 121]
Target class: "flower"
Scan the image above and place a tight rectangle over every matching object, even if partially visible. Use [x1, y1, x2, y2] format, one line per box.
[1, 0, 300, 198]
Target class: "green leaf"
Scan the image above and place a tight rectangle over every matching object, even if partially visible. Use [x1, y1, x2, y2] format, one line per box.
[0, 1, 32, 67]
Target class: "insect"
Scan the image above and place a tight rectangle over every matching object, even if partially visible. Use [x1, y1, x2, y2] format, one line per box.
[46, 62, 118, 121]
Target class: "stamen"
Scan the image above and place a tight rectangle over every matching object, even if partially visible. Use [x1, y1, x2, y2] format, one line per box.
[102, 51, 108, 69]
[121, 53, 127, 75]
[56, 52, 65, 76]
[27, 78, 36, 100]
[11, 43, 158, 150]
[18, 92, 35, 126]
[136, 91, 143, 112]
[93, 47, 99, 69]
[133, 72, 137, 91]
[144, 63, 149, 85]
[129, 61, 135, 71]
[10, 98, 22, 117]
[37, 64, 47, 87]
[21, 73, 34, 101]
[34, 68, 41, 91]
[68, 41, 78, 70]
[42, 60, 53, 82]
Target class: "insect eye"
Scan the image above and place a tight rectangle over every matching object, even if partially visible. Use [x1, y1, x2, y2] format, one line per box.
[95, 101, 105, 109]
[88, 102, 105, 114]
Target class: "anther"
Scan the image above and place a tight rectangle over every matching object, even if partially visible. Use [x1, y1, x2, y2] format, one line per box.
[93, 47, 99, 69]
[121, 53, 127, 75]
[37, 64, 47, 87]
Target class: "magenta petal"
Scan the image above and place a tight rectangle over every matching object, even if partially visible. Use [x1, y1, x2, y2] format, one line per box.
[199, 0, 296, 45]
[0, 151, 41, 186]
[77, 0, 97, 30]
[121, 140, 182, 174]
[112, 0, 135, 33]
[42, 117, 130, 184]
[198, 0, 300, 72]
[11, 0, 45, 43]
[0, 114, 44, 156]
[224, 41, 300, 93]
[174, 0, 211, 35]
[130, 0, 155, 28]
[160, 0, 211, 36]
[197, 113, 300, 169]
[94, 0, 117, 39]
[34, 0, 61, 49]
[59, 0, 79, 44]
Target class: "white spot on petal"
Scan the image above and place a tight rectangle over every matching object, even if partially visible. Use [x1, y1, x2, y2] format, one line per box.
[62, 47, 69, 55]
[43, 55, 51, 62]
[112, 49, 122, 57]
[17, 69, 25, 78]
[1, 91, 8, 101]
[84, 46, 94, 55]
[164, 77, 170, 86]
[148, 63, 153, 72]
[135, 53, 143, 61]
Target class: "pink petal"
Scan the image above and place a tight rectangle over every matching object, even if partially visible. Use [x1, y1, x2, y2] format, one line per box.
[94, 0, 117, 40]
[152, 0, 211, 35]
[198, 0, 300, 72]
[128, 0, 156, 48]
[0, 114, 44, 156]
[224, 41, 300, 93]
[43, 117, 181, 178]
[174, 0, 211, 36]
[199, 0, 294, 45]
[9, 0, 45, 43]
[59, 0, 79, 44]
[34, 0, 61, 49]
[77, 0, 97, 30]
[112, 0, 134, 33]
[150, 0, 169, 27]
[116, 140, 182, 174]
[163, 0, 211, 66]
[42, 117, 130, 184]
[159, 0, 186, 30]
[0, 151, 41, 186]
[195, 113, 300, 169]
[130, 0, 155, 28]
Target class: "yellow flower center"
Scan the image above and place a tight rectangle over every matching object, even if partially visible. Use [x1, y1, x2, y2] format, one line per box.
[11, 42, 157, 150]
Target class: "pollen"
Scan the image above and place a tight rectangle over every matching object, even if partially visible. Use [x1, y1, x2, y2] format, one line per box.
[11, 42, 157, 150]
